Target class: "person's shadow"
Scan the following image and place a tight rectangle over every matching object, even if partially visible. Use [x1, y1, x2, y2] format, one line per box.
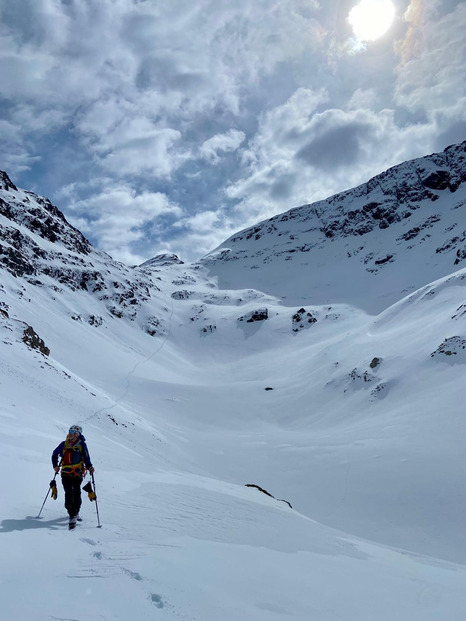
[0, 516, 68, 532]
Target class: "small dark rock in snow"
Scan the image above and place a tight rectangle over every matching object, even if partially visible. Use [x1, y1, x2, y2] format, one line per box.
[200, 324, 216, 335]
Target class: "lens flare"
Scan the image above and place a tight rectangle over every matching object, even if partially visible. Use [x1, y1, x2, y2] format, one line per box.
[348, 0, 396, 42]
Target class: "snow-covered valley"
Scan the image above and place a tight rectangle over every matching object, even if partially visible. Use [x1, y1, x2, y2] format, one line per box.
[1, 142, 466, 620]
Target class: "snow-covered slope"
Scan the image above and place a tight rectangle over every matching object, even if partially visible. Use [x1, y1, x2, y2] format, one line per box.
[1, 146, 466, 620]
[202, 141, 466, 312]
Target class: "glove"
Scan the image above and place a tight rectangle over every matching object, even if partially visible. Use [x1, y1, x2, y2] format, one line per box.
[50, 480, 58, 500]
[82, 481, 96, 501]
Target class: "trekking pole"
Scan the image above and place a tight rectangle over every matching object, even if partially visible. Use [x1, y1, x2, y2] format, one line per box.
[83, 472, 102, 527]
[36, 459, 62, 519]
[90, 472, 102, 527]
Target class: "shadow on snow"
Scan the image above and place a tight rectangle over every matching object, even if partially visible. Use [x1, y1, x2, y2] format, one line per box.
[0, 516, 68, 532]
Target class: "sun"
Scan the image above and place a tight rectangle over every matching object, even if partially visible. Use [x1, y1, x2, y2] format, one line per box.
[348, 0, 396, 42]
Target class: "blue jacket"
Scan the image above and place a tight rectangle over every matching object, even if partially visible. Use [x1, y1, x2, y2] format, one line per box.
[52, 434, 92, 477]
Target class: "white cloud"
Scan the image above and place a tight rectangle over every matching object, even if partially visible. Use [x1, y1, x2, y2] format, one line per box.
[0, 0, 327, 186]
[199, 130, 245, 164]
[165, 210, 240, 261]
[85, 117, 185, 178]
[394, 2, 466, 118]
[225, 88, 437, 228]
[1, 0, 465, 263]
[66, 184, 184, 264]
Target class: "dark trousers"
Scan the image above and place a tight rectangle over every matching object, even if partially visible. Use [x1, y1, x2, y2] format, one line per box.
[61, 475, 83, 517]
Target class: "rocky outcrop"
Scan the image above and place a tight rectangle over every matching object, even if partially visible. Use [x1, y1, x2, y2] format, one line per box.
[22, 325, 50, 356]
[0, 173, 163, 329]
[245, 484, 293, 509]
[145, 316, 165, 337]
[200, 324, 216, 335]
[238, 308, 269, 323]
[431, 336, 466, 360]
[292, 308, 317, 332]
[212, 142, 466, 254]
[139, 253, 184, 268]
[171, 290, 194, 300]
[201, 141, 466, 311]
[0, 171, 18, 192]
[452, 304, 466, 320]
[0, 178, 91, 256]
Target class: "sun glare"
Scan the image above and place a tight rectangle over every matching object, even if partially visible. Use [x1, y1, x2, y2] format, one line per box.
[348, 0, 395, 42]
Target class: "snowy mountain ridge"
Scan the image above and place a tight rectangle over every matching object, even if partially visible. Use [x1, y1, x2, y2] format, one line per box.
[1, 144, 466, 620]
[202, 141, 466, 312]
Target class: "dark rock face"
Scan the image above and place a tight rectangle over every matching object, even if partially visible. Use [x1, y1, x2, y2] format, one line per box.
[0, 178, 91, 256]
[421, 169, 451, 191]
[22, 325, 50, 356]
[0, 171, 18, 192]
[0, 226, 38, 277]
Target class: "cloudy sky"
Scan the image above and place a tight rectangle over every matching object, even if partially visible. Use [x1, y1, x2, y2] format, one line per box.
[1, 0, 465, 264]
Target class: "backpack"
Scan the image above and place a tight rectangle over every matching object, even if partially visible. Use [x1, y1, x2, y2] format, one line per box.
[61, 440, 85, 476]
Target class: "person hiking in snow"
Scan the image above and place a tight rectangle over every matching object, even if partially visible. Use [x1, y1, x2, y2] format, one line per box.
[52, 425, 94, 528]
